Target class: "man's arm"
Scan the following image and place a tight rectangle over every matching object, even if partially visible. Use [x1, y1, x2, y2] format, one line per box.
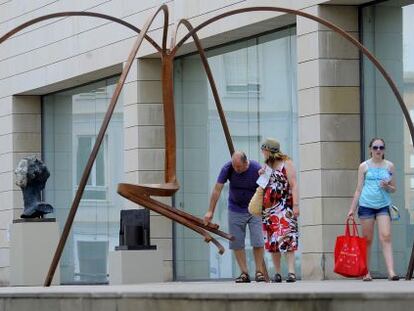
[204, 183, 224, 225]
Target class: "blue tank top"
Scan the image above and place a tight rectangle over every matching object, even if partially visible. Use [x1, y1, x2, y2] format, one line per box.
[359, 160, 392, 209]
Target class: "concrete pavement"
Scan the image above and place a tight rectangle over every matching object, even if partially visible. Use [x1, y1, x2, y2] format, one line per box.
[0, 280, 413, 311]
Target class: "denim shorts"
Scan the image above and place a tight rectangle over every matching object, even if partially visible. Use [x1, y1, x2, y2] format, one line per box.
[228, 209, 264, 249]
[357, 205, 389, 219]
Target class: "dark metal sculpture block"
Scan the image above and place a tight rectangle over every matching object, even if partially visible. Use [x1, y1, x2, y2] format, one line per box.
[116, 209, 156, 250]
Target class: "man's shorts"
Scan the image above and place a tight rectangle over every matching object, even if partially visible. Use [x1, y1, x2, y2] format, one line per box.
[358, 205, 389, 219]
[228, 209, 264, 249]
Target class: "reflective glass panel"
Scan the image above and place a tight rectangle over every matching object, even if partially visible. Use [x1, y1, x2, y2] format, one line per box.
[362, 0, 414, 278]
[43, 77, 123, 284]
[174, 27, 298, 280]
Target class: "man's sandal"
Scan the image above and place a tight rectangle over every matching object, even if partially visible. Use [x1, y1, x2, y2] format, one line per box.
[235, 272, 251, 283]
[255, 271, 266, 282]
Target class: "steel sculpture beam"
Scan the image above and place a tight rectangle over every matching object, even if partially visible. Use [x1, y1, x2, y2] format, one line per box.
[33, 5, 230, 287]
[2, 4, 413, 285]
[171, 19, 235, 156]
[116, 20, 232, 259]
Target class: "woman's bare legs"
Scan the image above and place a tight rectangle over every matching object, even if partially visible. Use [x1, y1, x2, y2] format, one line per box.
[360, 218, 375, 279]
[377, 215, 397, 277]
[286, 251, 295, 274]
[271, 252, 281, 273]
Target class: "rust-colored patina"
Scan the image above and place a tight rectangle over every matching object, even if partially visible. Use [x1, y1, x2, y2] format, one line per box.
[1, 4, 413, 285]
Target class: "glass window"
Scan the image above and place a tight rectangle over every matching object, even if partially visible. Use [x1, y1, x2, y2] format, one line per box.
[75, 135, 107, 200]
[362, 0, 414, 278]
[223, 49, 260, 94]
[174, 27, 298, 280]
[42, 76, 123, 284]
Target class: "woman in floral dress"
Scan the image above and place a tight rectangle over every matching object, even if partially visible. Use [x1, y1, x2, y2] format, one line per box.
[260, 138, 299, 282]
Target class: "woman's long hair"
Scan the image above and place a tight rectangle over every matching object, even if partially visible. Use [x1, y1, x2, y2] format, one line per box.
[265, 151, 290, 166]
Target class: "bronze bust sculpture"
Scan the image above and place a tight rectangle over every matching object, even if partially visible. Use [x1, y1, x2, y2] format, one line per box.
[15, 156, 53, 218]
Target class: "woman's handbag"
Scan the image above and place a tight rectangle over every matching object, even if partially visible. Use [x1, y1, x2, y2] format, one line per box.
[248, 187, 264, 216]
[334, 217, 368, 277]
[389, 204, 400, 221]
[379, 188, 400, 221]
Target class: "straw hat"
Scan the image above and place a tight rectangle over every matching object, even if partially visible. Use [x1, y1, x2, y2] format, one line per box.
[261, 138, 280, 153]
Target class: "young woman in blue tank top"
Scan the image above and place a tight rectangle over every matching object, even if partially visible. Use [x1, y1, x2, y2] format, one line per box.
[348, 138, 399, 281]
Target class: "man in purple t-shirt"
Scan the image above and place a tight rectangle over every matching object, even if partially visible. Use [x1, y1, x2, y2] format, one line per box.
[204, 151, 265, 283]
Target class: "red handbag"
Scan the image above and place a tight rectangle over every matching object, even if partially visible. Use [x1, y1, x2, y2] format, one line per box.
[334, 217, 368, 277]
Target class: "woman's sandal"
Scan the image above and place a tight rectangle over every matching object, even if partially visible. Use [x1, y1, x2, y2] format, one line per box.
[255, 271, 266, 282]
[235, 272, 251, 283]
[286, 272, 297, 283]
[362, 273, 373, 282]
[388, 275, 400, 281]
[272, 273, 282, 283]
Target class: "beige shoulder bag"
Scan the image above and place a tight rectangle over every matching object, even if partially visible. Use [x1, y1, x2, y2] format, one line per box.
[248, 187, 264, 216]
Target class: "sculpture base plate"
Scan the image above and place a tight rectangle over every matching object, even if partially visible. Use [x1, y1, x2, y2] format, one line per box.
[109, 249, 163, 284]
[10, 221, 60, 286]
[115, 245, 157, 251]
[13, 218, 56, 223]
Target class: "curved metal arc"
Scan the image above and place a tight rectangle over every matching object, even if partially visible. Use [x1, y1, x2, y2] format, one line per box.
[171, 19, 235, 156]
[161, 6, 169, 51]
[173, 7, 333, 53]
[171, 6, 414, 146]
[44, 4, 170, 287]
[0, 11, 162, 53]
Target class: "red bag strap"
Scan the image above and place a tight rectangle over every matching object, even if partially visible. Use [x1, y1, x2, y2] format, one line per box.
[345, 216, 360, 237]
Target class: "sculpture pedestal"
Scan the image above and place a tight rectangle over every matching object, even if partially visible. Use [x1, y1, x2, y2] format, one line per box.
[109, 249, 163, 284]
[10, 219, 60, 286]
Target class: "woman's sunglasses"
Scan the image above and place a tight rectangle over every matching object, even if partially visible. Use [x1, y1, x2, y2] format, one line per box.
[372, 145, 385, 150]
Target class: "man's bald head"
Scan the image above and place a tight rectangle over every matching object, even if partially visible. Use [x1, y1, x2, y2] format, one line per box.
[231, 151, 249, 173]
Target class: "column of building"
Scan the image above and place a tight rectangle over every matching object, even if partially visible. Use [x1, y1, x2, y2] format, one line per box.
[0, 95, 41, 284]
[297, 5, 361, 279]
[123, 58, 173, 281]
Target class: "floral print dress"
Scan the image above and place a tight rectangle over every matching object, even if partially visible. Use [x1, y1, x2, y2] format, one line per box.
[262, 163, 299, 253]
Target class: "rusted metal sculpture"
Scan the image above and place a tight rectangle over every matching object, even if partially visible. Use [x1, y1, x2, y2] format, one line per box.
[1, 4, 414, 286]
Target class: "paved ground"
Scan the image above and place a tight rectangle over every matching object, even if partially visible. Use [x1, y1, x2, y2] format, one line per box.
[0, 280, 413, 311]
[0, 279, 413, 298]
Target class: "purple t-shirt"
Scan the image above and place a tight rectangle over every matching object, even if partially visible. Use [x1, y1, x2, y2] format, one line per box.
[217, 160, 261, 213]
